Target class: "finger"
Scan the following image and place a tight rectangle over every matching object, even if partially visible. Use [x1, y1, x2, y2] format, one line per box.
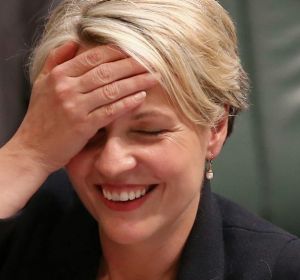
[89, 91, 147, 127]
[41, 41, 79, 75]
[78, 57, 147, 93]
[83, 73, 159, 112]
[58, 45, 128, 77]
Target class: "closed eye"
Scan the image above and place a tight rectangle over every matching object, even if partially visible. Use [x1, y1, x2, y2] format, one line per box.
[132, 129, 167, 136]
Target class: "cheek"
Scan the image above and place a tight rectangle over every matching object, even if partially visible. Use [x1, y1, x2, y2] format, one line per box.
[66, 151, 95, 186]
[145, 140, 205, 184]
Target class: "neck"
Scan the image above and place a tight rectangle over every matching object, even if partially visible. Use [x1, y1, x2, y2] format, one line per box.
[98, 195, 199, 280]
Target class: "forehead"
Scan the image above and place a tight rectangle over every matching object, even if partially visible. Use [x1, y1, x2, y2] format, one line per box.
[128, 84, 180, 121]
[142, 84, 171, 107]
[129, 85, 199, 132]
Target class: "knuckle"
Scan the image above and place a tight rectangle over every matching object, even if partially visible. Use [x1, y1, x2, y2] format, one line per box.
[63, 102, 86, 123]
[104, 104, 116, 117]
[52, 81, 72, 102]
[61, 100, 76, 114]
[54, 82, 70, 95]
[84, 51, 103, 67]
[102, 82, 119, 101]
[48, 67, 63, 83]
[48, 69, 71, 95]
[95, 64, 112, 83]
[60, 96, 76, 111]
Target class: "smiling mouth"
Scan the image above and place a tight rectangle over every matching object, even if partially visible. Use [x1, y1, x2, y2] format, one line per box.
[99, 184, 157, 202]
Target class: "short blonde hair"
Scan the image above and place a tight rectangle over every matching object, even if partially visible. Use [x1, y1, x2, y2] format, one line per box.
[30, 0, 248, 134]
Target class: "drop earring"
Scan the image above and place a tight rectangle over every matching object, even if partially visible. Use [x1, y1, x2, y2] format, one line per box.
[206, 159, 214, 180]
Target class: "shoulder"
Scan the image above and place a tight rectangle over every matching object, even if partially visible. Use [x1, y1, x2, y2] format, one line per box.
[215, 192, 292, 236]
[0, 169, 76, 227]
[272, 238, 300, 279]
[0, 170, 99, 279]
[1, 169, 79, 241]
[213, 193, 300, 279]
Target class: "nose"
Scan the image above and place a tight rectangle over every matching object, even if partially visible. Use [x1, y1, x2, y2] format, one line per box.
[94, 136, 137, 179]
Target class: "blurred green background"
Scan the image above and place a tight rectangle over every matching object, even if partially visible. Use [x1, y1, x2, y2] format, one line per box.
[214, 0, 300, 236]
[0, 1, 299, 236]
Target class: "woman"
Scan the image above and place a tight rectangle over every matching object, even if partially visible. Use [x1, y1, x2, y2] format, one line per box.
[0, 0, 299, 279]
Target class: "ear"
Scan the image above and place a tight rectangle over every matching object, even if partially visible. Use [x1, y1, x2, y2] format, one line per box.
[206, 114, 228, 160]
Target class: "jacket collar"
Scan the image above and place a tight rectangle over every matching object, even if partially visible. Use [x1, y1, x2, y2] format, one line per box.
[177, 181, 225, 280]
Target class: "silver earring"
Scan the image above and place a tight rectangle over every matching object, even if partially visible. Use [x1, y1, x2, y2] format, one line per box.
[206, 159, 214, 180]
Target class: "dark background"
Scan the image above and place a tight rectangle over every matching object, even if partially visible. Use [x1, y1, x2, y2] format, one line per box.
[0, 0, 300, 236]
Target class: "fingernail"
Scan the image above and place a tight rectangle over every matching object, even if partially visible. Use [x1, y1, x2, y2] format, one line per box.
[134, 91, 147, 101]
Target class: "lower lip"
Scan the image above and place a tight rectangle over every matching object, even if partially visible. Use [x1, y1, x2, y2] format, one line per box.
[96, 186, 156, 212]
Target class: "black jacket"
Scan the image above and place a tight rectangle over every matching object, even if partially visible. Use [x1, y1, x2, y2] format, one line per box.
[1, 170, 300, 279]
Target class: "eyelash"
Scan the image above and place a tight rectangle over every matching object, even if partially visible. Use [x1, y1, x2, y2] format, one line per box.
[132, 130, 166, 136]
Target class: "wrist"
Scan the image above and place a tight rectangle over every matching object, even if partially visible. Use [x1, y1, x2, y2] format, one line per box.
[0, 142, 53, 218]
[1, 139, 53, 179]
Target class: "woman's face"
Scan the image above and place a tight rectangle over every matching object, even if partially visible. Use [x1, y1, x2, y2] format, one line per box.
[66, 85, 226, 245]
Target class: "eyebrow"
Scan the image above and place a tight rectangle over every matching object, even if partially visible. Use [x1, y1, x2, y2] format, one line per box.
[131, 109, 174, 122]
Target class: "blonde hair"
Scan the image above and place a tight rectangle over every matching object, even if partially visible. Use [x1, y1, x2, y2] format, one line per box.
[30, 0, 249, 135]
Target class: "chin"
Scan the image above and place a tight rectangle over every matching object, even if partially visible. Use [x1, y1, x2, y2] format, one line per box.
[98, 217, 159, 246]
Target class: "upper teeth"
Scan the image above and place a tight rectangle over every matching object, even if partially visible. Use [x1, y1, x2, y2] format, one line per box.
[102, 188, 147, 202]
